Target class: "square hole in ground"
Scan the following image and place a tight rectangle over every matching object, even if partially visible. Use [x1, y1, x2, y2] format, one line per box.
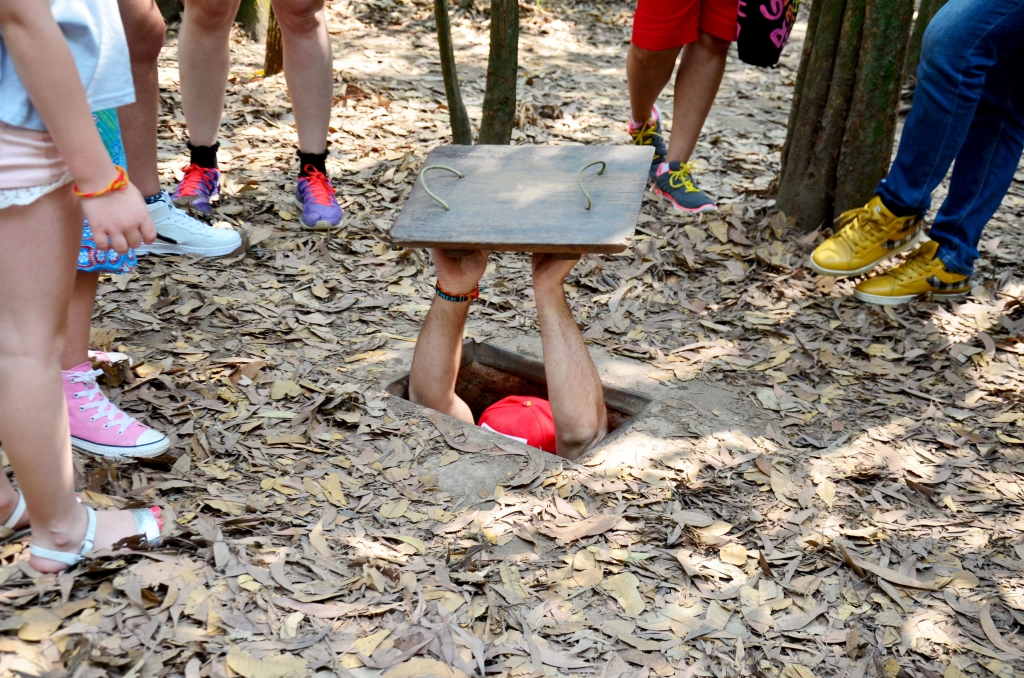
[384, 340, 653, 446]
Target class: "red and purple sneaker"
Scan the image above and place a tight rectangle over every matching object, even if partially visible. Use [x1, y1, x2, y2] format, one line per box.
[171, 164, 220, 215]
[295, 166, 343, 229]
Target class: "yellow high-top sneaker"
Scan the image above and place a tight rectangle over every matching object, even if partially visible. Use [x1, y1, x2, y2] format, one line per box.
[854, 240, 969, 306]
[809, 196, 923, 276]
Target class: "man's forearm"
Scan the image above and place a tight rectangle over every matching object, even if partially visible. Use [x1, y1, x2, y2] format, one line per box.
[408, 298, 474, 423]
[536, 284, 607, 459]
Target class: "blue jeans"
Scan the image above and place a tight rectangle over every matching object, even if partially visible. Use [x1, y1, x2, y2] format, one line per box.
[876, 0, 1024, 277]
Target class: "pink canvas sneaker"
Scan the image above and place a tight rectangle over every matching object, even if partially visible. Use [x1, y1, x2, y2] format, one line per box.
[64, 363, 169, 460]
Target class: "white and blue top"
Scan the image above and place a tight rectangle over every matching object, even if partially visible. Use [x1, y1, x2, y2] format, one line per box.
[0, 0, 135, 131]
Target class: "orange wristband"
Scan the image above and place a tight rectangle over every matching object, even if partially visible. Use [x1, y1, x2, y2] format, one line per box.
[73, 166, 129, 199]
[435, 281, 479, 302]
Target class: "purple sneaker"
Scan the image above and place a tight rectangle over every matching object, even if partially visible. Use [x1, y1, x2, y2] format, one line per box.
[295, 166, 343, 229]
[171, 164, 220, 215]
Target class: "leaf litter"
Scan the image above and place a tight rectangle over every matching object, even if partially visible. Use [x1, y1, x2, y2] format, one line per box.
[2, 1, 1024, 677]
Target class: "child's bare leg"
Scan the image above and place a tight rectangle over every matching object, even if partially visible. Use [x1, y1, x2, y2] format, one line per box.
[63, 271, 99, 370]
[666, 31, 730, 164]
[0, 187, 158, 573]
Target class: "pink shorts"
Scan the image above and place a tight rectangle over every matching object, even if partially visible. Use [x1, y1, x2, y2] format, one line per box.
[0, 121, 71, 208]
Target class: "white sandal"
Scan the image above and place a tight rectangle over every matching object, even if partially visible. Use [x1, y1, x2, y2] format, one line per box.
[28, 505, 162, 566]
[2, 492, 26, 531]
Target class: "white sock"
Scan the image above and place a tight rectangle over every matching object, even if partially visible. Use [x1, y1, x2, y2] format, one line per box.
[630, 106, 657, 128]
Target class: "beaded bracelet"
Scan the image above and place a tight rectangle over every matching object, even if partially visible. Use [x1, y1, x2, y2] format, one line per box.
[435, 281, 479, 303]
[73, 166, 129, 199]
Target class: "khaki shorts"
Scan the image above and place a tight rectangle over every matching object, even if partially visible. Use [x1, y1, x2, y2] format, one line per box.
[0, 121, 71, 209]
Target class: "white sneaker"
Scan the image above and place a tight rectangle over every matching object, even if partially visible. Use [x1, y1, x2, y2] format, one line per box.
[136, 191, 242, 258]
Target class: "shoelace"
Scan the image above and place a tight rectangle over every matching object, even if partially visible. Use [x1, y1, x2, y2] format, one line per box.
[630, 119, 662, 147]
[667, 162, 701, 193]
[299, 166, 337, 205]
[70, 369, 136, 435]
[887, 248, 941, 285]
[836, 205, 891, 253]
[176, 164, 218, 196]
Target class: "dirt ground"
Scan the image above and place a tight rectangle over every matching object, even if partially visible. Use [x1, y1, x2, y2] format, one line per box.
[1, 1, 1024, 677]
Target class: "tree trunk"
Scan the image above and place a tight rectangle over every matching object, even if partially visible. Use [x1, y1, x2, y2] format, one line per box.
[434, 0, 473, 144]
[477, 0, 519, 145]
[777, 1, 847, 212]
[834, 0, 915, 215]
[264, 7, 284, 77]
[903, 0, 948, 83]
[784, 0, 866, 229]
[237, 0, 270, 40]
[777, 0, 914, 232]
[156, 0, 182, 21]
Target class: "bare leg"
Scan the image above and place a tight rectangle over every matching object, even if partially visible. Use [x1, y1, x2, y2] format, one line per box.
[62, 271, 99, 371]
[273, 0, 333, 154]
[178, 0, 241, 147]
[666, 31, 729, 163]
[0, 188, 155, 574]
[626, 43, 681, 124]
[116, 0, 167, 197]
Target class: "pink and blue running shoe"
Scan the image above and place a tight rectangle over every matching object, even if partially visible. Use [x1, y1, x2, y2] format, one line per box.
[628, 105, 668, 180]
[171, 164, 220, 215]
[652, 161, 717, 213]
[295, 166, 343, 229]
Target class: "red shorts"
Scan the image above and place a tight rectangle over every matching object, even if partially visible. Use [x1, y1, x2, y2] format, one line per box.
[631, 0, 739, 51]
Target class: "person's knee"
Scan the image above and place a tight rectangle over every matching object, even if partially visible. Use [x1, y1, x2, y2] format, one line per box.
[183, 0, 239, 29]
[123, 3, 166, 64]
[919, 5, 961, 71]
[272, 0, 325, 34]
[697, 31, 731, 56]
[629, 43, 677, 69]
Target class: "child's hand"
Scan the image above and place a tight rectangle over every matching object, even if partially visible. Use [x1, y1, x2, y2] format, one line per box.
[82, 182, 156, 254]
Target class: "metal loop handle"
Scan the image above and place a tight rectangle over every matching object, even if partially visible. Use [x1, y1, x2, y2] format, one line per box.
[420, 165, 464, 211]
[577, 161, 606, 210]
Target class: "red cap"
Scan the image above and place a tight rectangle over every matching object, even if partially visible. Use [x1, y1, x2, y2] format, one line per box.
[479, 396, 557, 453]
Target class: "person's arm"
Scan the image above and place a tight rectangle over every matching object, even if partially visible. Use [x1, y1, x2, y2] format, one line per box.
[533, 254, 607, 459]
[0, 0, 154, 253]
[408, 249, 489, 424]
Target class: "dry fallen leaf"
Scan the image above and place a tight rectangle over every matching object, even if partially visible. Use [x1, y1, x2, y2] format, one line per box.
[720, 543, 748, 566]
[226, 649, 308, 678]
[980, 603, 1024, 658]
[602, 572, 645, 616]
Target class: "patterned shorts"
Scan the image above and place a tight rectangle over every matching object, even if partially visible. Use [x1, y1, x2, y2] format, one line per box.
[79, 109, 136, 274]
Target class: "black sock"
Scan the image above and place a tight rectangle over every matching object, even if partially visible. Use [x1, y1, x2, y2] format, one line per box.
[144, 193, 164, 205]
[188, 141, 219, 169]
[298, 150, 328, 177]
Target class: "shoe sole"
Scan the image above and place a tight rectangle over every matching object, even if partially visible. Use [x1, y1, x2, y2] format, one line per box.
[807, 232, 921, 277]
[853, 288, 969, 306]
[293, 196, 343, 230]
[72, 435, 170, 460]
[652, 187, 717, 213]
[136, 239, 243, 258]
